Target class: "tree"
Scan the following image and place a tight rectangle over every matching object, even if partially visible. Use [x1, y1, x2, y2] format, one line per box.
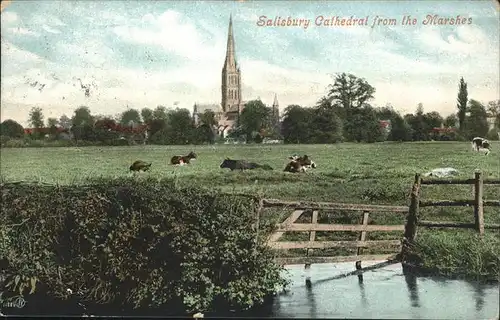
[28, 107, 44, 129]
[72, 106, 94, 126]
[59, 114, 72, 129]
[423, 111, 443, 130]
[326, 73, 376, 110]
[194, 110, 217, 144]
[308, 105, 343, 143]
[343, 105, 384, 143]
[0, 119, 24, 138]
[120, 108, 142, 127]
[465, 99, 489, 139]
[444, 114, 458, 128]
[457, 77, 468, 131]
[153, 106, 169, 121]
[47, 118, 59, 127]
[282, 105, 313, 144]
[487, 100, 500, 129]
[239, 100, 272, 143]
[141, 108, 154, 124]
[406, 103, 428, 141]
[164, 108, 195, 144]
[388, 114, 413, 142]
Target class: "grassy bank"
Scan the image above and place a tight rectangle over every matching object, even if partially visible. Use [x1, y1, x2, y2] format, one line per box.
[404, 230, 500, 282]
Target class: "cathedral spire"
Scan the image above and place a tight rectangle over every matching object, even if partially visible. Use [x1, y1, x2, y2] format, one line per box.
[224, 14, 237, 69]
[273, 93, 279, 107]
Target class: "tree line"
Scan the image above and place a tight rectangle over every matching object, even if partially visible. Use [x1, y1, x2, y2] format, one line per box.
[1, 73, 499, 146]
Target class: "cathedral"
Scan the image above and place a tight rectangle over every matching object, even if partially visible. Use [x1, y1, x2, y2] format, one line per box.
[192, 15, 280, 138]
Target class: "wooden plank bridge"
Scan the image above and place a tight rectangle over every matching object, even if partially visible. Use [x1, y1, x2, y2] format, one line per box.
[258, 171, 500, 277]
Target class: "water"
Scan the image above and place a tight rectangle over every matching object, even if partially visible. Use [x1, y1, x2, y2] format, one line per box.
[265, 261, 499, 319]
[2, 261, 499, 319]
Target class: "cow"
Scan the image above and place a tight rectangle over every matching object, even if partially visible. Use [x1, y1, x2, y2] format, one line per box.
[284, 154, 317, 173]
[129, 160, 152, 172]
[170, 151, 197, 165]
[471, 137, 491, 155]
[219, 158, 273, 171]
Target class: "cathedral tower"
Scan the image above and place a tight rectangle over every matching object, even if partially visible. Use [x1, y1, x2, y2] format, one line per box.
[221, 14, 242, 115]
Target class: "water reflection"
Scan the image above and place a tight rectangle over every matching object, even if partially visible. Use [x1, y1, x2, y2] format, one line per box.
[268, 262, 499, 319]
[305, 278, 318, 319]
[403, 270, 420, 307]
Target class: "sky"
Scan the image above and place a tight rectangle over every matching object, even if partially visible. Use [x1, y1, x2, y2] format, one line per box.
[1, 0, 499, 127]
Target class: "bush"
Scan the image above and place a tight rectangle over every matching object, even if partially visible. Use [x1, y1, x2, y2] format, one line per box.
[0, 178, 288, 314]
[486, 127, 499, 141]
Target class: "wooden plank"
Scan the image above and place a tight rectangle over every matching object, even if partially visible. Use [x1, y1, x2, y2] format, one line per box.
[419, 200, 473, 207]
[279, 223, 405, 232]
[270, 240, 401, 250]
[418, 221, 475, 228]
[404, 173, 421, 242]
[307, 210, 319, 256]
[420, 179, 500, 185]
[261, 199, 408, 212]
[357, 211, 370, 257]
[420, 200, 500, 207]
[418, 221, 500, 229]
[484, 200, 500, 207]
[421, 178, 475, 185]
[276, 254, 398, 265]
[267, 210, 304, 243]
[474, 171, 485, 235]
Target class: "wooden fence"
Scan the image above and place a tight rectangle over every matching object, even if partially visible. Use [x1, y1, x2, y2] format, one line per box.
[261, 199, 407, 266]
[404, 171, 500, 242]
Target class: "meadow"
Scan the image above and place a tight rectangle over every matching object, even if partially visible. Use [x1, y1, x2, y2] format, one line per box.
[1, 141, 499, 226]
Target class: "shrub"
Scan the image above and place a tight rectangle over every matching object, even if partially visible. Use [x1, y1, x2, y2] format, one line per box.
[0, 178, 288, 314]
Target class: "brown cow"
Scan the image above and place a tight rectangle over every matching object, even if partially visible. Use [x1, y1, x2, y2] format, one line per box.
[284, 154, 317, 173]
[170, 151, 197, 165]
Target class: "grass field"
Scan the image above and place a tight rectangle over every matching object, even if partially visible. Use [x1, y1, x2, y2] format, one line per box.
[1, 141, 499, 202]
[1, 141, 499, 276]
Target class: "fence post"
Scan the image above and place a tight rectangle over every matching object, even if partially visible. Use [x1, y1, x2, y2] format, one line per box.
[474, 171, 484, 236]
[405, 173, 421, 242]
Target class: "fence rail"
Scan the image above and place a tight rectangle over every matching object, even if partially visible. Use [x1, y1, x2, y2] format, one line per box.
[261, 200, 406, 266]
[405, 171, 500, 241]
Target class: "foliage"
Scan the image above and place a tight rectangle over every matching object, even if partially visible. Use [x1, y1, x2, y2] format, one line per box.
[388, 114, 413, 142]
[405, 231, 500, 281]
[120, 109, 142, 126]
[326, 73, 375, 109]
[0, 179, 289, 313]
[443, 114, 458, 128]
[465, 99, 489, 139]
[457, 77, 468, 131]
[72, 106, 95, 127]
[240, 100, 272, 142]
[0, 120, 24, 138]
[343, 105, 384, 143]
[281, 105, 313, 144]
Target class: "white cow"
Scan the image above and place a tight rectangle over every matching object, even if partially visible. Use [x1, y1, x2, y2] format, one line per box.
[471, 137, 491, 155]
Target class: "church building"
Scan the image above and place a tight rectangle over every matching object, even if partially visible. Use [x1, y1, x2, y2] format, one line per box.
[192, 15, 280, 138]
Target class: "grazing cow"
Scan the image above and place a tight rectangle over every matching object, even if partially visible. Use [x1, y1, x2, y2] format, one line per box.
[471, 137, 491, 155]
[170, 151, 197, 165]
[129, 160, 152, 172]
[219, 158, 273, 171]
[285, 154, 317, 173]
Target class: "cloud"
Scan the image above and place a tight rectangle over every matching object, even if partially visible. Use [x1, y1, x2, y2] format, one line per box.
[0, 2, 498, 126]
[6, 27, 40, 36]
[1, 10, 17, 23]
[113, 10, 225, 63]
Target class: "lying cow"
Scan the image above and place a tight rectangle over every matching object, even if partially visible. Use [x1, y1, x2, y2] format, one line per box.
[471, 137, 491, 155]
[220, 158, 273, 171]
[171, 151, 197, 165]
[284, 154, 317, 173]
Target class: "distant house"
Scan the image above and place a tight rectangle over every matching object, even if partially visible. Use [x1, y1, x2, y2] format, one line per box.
[379, 120, 391, 133]
[430, 127, 457, 140]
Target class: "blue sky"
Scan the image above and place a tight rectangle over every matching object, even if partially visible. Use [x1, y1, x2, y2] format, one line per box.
[1, 0, 499, 126]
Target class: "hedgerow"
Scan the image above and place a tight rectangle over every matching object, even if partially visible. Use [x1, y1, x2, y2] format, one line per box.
[0, 178, 288, 314]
